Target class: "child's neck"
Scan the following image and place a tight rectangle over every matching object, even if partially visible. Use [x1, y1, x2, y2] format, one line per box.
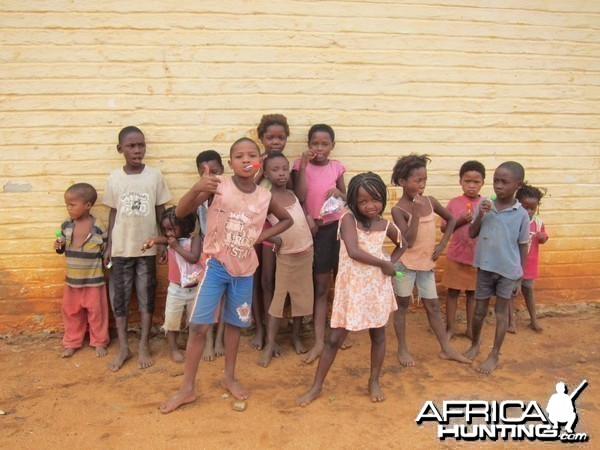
[231, 175, 256, 193]
[123, 163, 145, 175]
[464, 193, 480, 200]
[270, 183, 287, 193]
[310, 158, 329, 167]
[73, 214, 93, 225]
[495, 196, 517, 212]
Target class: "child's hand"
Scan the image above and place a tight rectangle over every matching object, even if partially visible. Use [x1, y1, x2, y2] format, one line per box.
[479, 199, 492, 215]
[412, 194, 425, 216]
[300, 150, 316, 168]
[535, 232, 547, 243]
[380, 261, 396, 276]
[196, 164, 221, 193]
[270, 236, 283, 253]
[325, 188, 344, 199]
[306, 215, 318, 236]
[141, 239, 154, 252]
[513, 278, 523, 296]
[103, 249, 111, 267]
[166, 236, 179, 248]
[432, 243, 445, 261]
[53, 239, 64, 251]
[462, 210, 474, 223]
[158, 248, 168, 264]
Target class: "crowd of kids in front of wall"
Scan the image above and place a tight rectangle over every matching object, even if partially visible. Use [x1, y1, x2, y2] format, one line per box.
[54, 115, 549, 411]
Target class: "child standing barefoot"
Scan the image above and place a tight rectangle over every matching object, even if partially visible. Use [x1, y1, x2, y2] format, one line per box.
[390, 154, 471, 367]
[441, 161, 486, 340]
[292, 124, 346, 364]
[511, 183, 548, 333]
[54, 183, 109, 358]
[159, 138, 292, 414]
[466, 161, 530, 374]
[297, 173, 403, 406]
[142, 207, 202, 363]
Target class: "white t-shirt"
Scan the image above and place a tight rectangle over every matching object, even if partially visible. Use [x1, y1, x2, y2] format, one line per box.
[103, 165, 172, 257]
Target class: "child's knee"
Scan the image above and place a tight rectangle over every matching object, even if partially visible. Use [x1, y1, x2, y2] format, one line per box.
[395, 296, 410, 312]
[423, 298, 440, 313]
[369, 328, 385, 346]
[474, 301, 488, 318]
[189, 323, 209, 337]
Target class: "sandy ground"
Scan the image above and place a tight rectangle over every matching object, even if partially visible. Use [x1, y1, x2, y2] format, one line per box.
[1, 301, 598, 449]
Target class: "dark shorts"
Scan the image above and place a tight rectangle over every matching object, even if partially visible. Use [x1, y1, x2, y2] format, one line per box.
[475, 269, 517, 300]
[109, 256, 157, 317]
[313, 221, 339, 274]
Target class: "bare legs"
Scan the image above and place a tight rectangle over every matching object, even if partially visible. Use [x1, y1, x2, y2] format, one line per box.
[445, 289, 475, 340]
[392, 295, 414, 367]
[522, 284, 542, 332]
[303, 271, 331, 364]
[167, 330, 184, 363]
[108, 316, 132, 371]
[160, 322, 248, 414]
[465, 296, 509, 374]
[296, 326, 386, 407]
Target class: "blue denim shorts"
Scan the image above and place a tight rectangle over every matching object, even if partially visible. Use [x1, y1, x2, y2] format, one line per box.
[188, 257, 253, 327]
[392, 261, 438, 299]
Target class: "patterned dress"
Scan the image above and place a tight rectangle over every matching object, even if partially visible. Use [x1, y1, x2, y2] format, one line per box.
[330, 215, 399, 331]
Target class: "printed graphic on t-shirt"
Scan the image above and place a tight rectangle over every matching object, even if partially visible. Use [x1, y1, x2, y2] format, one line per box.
[223, 211, 257, 259]
[120, 192, 150, 217]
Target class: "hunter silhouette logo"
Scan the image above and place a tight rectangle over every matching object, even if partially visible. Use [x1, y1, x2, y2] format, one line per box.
[416, 379, 589, 442]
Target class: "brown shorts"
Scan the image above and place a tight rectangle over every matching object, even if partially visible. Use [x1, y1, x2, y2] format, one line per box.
[269, 248, 314, 318]
[442, 259, 477, 292]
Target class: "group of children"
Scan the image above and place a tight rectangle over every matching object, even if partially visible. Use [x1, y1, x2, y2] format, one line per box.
[54, 118, 549, 412]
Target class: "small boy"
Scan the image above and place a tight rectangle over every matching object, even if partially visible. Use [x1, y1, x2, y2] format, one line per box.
[159, 137, 293, 414]
[103, 126, 172, 372]
[258, 152, 314, 368]
[466, 161, 530, 374]
[195, 149, 226, 361]
[55, 183, 109, 358]
[441, 160, 486, 340]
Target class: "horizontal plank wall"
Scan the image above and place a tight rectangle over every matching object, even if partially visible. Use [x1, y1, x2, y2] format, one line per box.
[1, 1, 599, 331]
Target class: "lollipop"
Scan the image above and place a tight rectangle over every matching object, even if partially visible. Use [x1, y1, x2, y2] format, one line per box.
[244, 162, 261, 169]
[395, 271, 404, 278]
[490, 194, 497, 200]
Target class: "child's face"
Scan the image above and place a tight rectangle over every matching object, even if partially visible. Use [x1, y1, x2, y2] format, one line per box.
[308, 131, 334, 165]
[493, 167, 523, 201]
[117, 132, 146, 168]
[356, 186, 383, 220]
[260, 124, 287, 154]
[228, 140, 261, 178]
[64, 192, 92, 220]
[400, 167, 427, 199]
[198, 160, 224, 177]
[161, 218, 182, 239]
[460, 170, 484, 199]
[519, 196, 539, 219]
[264, 156, 290, 187]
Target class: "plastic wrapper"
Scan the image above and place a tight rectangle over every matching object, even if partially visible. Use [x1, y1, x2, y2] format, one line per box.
[319, 196, 345, 218]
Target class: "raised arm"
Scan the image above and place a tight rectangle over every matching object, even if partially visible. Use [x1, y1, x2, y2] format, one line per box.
[292, 150, 312, 203]
[176, 165, 221, 218]
[469, 198, 492, 238]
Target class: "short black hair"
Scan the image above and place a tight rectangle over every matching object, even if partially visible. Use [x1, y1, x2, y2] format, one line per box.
[196, 150, 223, 169]
[308, 124, 335, 142]
[391, 154, 430, 185]
[459, 160, 486, 180]
[347, 172, 387, 228]
[229, 137, 260, 156]
[516, 183, 546, 205]
[118, 126, 144, 144]
[66, 183, 98, 205]
[497, 161, 525, 182]
[257, 114, 290, 139]
[263, 152, 289, 171]
[159, 206, 196, 238]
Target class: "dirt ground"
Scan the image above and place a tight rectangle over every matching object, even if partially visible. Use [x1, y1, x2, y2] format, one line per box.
[1, 301, 598, 449]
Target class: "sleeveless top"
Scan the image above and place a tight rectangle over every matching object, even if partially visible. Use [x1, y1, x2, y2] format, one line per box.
[394, 196, 436, 271]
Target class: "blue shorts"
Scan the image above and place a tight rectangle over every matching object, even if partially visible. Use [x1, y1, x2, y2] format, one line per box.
[392, 261, 438, 299]
[475, 269, 517, 300]
[188, 257, 253, 328]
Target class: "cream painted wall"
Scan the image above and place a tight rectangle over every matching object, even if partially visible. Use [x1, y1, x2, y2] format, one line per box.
[1, 1, 598, 330]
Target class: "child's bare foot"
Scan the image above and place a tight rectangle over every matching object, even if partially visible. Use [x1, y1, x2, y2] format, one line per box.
[257, 342, 282, 367]
[302, 344, 323, 364]
[296, 386, 322, 407]
[250, 328, 265, 350]
[108, 349, 132, 372]
[340, 337, 353, 350]
[440, 348, 472, 364]
[95, 346, 108, 357]
[507, 324, 516, 334]
[159, 388, 196, 414]
[61, 348, 76, 358]
[201, 346, 215, 362]
[464, 342, 480, 360]
[368, 379, 385, 402]
[170, 349, 185, 363]
[138, 345, 154, 369]
[477, 353, 499, 374]
[397, 348, 415, 367]
[446, 328, 455, 341]
[214, 341, 225, 357]
[221, 378, 249, 400]
[292, 337, 307, 354]
[528, 322, 543, 333]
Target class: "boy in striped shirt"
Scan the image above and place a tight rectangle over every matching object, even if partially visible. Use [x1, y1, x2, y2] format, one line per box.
[55, 183, 109, 357]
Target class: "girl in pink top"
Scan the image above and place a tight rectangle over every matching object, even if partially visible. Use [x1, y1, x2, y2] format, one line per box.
[390, 154, 471, 368]
[512, 183, 549, 333]
[143, 207, 202, 363]
[292, 124, 347, 364]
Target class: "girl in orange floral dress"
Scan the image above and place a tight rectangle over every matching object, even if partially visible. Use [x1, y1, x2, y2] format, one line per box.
[297, 172, 405, 406]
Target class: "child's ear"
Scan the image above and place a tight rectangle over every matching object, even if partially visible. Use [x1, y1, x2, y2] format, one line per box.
[85, 202, 93, 210]
[227, 159, 233, 170]
[398, 178, 406, 188]
[116, 143, 122, 153]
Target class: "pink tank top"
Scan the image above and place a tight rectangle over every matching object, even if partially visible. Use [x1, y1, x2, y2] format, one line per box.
[203, 176, 271, 277]
[396, 196, 436, 271]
